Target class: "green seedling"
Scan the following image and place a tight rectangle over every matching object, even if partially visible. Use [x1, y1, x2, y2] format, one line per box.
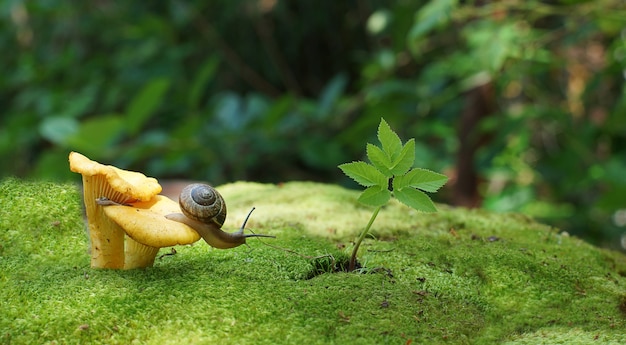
[339, 118, 448, 271]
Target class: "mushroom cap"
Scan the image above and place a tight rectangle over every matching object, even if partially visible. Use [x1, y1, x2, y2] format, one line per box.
[69, 151, 161, 202]
[103, 195, 201, 247]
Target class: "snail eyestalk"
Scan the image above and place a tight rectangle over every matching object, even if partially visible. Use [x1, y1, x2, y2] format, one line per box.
[240, 207, 275, 239]
[240, 207, 255, 231]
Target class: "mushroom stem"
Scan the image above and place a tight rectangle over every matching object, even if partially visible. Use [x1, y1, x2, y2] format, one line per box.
[124, 238, 159, 269]
[96, 195, 158, 268]
[83, 175, 126, 269]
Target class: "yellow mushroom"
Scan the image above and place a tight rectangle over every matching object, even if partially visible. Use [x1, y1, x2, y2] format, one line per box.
[102, 195, 201, 268]
[69, 151, 199, 269]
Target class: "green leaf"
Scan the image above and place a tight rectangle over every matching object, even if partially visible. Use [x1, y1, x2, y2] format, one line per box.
[358, 185, 391, 207]
[394, 168, 448, 192]
[317, 73, 348, 119]
[188, 56, 219, 110]
[39, 117, 79, 145]
[464, 21, 519, 73]
[65, 115, 124, 155]
[338, 161, 387, 187]
[394, 187, 437, 212]
[126, 78, 170, 135]
[390, 139, 415, 176]
[377, 118, 402, 160]
[408, 0, 457, 41]
[366, 143, 392, 177]
[262, 95, 293, 130]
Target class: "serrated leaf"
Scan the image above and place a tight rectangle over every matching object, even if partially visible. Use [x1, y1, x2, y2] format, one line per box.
[338, 161, 387, 187]
[366, 143, 392, 177]
[390, 139, 415, 175]
[378, 118, 403, 160]
[358, 185, 391, 207]
[394, 187, 437, 212]
[395, 168, 448, 192]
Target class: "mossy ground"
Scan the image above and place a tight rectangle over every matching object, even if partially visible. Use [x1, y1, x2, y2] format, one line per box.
[1, 178, 625, 344]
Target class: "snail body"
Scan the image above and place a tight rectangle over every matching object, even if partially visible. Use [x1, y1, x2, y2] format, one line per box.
[165, 183, 273, 249]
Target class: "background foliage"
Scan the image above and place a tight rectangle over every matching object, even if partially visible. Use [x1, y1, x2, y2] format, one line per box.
[1, 0, 625, 250]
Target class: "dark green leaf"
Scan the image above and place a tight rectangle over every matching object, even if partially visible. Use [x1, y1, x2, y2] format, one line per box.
[358, 185, 391, 207]
[366, 143, 392, 177]
[39, 117, 79, 145]
[262, 95, 293, 130]
[317, 73, 348, 119]
[339, 161, 387, 187]
[126, 78, 170, 135]
[394, 187, 437, 212]
[65, 115, 124, 156]
[188, 56, 219, 110]
[215, 93, 244, 130]
[464, 21, 520, 73]
[408, 0, 457, 41]
[377, 118, 402, 160]
[395, 168, 448, 192]
[390, 139, 415, 176]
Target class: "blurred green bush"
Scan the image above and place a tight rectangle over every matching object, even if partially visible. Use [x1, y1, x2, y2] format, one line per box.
[1, 0, 625, 250]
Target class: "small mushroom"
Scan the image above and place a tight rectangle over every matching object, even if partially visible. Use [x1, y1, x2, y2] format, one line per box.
[102, 195, 201, 268]
[69, 151, 199, 269]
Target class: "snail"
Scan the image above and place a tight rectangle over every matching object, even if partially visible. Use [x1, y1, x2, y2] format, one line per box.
[165, 183, 274, 249]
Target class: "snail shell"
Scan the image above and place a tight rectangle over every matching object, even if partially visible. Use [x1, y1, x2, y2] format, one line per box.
[179, 183, 227, 227]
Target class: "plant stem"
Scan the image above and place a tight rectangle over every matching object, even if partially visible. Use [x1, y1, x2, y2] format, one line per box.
[349, 205, 382, 271]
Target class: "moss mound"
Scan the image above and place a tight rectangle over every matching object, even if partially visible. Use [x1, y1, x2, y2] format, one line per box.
[1, 179, 624, 344]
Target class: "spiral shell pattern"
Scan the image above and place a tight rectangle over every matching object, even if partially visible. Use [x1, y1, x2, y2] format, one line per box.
[179, 184, 226, 227]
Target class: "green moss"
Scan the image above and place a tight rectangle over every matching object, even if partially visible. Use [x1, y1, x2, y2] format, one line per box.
[1, 179, 624, 344]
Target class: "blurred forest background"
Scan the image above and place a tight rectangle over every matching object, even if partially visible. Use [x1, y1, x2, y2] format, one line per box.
[1, 0, 625, 251]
